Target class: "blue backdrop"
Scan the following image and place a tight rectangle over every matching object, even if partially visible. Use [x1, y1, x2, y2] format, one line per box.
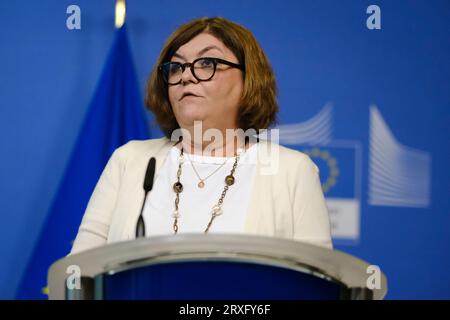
[0, 0, 448, 299]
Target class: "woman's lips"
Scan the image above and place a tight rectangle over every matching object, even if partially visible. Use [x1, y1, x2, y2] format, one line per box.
[180, 94, 201, 101]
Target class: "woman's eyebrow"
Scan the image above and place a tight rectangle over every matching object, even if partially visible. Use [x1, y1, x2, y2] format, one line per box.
[173, 45, 224, 60]
[197, 45, 223, 56]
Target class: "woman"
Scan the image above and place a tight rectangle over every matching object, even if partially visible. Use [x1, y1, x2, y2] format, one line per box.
[70, 17, 332, 254]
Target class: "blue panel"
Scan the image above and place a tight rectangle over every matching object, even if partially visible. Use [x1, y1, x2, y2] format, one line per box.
[102, 261, 341, 300]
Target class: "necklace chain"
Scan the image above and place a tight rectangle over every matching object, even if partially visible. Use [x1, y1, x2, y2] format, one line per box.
[172, 147, 240, 234]
[184, 151, 228, 188]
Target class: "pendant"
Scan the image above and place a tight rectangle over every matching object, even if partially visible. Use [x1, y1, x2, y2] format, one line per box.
[211, 205, 223, 217]
[198, 180, 205, 188]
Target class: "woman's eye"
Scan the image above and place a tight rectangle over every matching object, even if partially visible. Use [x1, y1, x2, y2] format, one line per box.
[199, 59, 214, 67]
[169, 64, 181, 73]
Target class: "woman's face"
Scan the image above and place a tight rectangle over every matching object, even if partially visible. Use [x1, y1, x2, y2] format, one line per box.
[168, 32, 244, 133]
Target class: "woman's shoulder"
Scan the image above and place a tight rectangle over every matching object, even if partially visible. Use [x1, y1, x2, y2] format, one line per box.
[112, 137, 171, 161]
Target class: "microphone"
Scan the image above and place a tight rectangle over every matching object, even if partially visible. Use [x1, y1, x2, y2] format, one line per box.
[135, 157, 156, 238]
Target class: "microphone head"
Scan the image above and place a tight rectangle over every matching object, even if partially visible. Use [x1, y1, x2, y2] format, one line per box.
[143, 157, 156, 192]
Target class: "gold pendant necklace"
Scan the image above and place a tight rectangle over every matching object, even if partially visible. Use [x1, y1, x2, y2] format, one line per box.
[183, 151, 229, 188]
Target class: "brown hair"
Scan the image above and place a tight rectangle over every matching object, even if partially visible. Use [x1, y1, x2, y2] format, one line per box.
[145, 16, 278, 138]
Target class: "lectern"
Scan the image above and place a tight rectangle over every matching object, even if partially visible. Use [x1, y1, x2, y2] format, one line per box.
[48, 234, 387, 300]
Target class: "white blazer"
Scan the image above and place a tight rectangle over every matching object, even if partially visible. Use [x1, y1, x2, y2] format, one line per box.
[70, 138, 333, 254]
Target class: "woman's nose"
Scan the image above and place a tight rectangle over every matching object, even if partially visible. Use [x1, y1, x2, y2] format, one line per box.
[180, 65, 197, 84]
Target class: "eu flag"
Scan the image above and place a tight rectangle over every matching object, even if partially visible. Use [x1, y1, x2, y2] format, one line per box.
[15, 24, 149, 299]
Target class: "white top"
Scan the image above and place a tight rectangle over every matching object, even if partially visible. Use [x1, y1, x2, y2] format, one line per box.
[70, 138, 333, 255]
[143, 144, 258, 236]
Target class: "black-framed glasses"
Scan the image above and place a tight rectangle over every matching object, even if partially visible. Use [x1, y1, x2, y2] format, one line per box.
[159, 57, 244, 85]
